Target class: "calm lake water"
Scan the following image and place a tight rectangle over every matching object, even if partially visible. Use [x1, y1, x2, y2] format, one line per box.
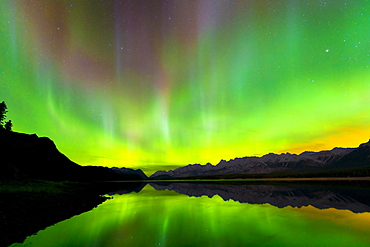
[12, 182, 370, 247]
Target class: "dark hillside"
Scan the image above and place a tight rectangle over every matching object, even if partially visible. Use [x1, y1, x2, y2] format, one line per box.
[0, 131, 147, 181]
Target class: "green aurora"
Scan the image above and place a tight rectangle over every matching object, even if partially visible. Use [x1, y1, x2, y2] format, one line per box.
[14, 184, 370, 247]
[1, 0, 370, 175]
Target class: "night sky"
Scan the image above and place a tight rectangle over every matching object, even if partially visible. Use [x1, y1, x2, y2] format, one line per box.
[1, 0, 370, 175]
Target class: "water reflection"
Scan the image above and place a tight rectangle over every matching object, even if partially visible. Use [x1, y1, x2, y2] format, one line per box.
[106, 181, 147, 195]
[150, 181, 370, 213]
[12, 182, 370, 247]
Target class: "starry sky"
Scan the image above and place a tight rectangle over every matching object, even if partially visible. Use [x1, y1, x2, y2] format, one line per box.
[1, 0, 370, 175]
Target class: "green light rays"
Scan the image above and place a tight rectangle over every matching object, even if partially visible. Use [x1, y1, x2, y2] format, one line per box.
[1, 1, 370, 174]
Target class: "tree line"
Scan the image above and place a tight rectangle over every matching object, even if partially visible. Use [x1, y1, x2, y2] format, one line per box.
[0, 101, 12, 132]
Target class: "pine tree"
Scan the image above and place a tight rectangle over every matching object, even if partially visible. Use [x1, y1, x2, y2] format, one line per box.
[5, 120, 12, 131]
[0, 101, 7, 129]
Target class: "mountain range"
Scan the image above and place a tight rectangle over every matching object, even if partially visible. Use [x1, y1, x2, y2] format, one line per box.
[150, 140, 370, 179]
[2, 130, 370, 181]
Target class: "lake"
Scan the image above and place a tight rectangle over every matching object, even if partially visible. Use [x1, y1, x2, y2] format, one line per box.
[11, 181, 370, 247]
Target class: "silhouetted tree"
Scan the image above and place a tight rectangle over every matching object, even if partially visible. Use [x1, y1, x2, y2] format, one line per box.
[0, 101, 7, 130]
[5, 120, 12, 131]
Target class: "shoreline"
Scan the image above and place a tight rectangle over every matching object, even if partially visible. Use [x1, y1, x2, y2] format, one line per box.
[0, 180, 108, 247]
[148, 177, 370, 182]
[230, 177, 370, 181]
[0, 179, 149, 246]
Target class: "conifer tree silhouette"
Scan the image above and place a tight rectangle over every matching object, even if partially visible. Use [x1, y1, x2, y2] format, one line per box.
[0, 101, 7, 130]
[5, 120, 12, 131]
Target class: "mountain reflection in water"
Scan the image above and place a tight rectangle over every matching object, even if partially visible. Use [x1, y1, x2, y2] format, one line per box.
[150, 181, 370, 213]
[13, 181, 370, 247]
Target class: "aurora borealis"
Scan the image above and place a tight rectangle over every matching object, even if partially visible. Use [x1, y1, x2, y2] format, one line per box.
[1, 0, 370, 175]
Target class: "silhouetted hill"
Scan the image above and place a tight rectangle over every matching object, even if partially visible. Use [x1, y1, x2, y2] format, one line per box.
[329, 141, 370, 169]
[150, 140, 370, 180]
[0, 131, 147, 181]
[82, 166, 147, 181]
